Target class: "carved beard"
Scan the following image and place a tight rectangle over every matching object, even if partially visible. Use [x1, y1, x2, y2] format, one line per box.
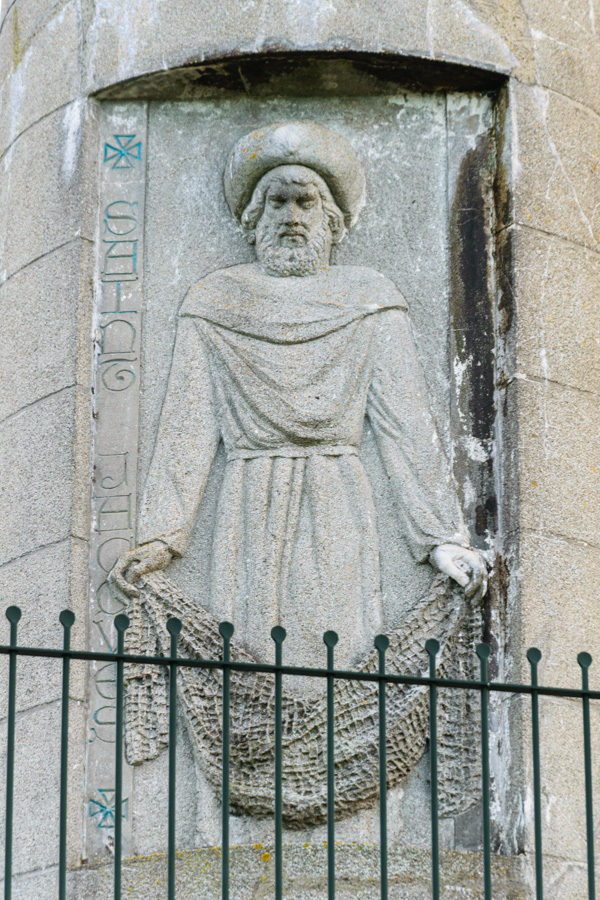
[255, 217, 332, 277]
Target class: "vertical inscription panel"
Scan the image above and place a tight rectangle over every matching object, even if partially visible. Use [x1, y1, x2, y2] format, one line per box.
[85, 103, 147, 862]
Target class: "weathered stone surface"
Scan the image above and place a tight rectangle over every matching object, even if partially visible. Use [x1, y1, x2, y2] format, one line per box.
[10, 868, 62, 900]
[0, 0, 81, 158]
[514, 377, 600, 547]
[511, 227, 600, 395]
[541, 857, 589, 900]
[527, 697, 600, 863]
[524, 0, 600, 115]
[66, 843, 529, 899]
[428, 0, 518, 73]
[0, 103, 81, 282]
[0, 0, 67, 66]
[1, 0, 600, 894]
[454, 0, 535, 80]
[130, 714, 199, 857]
[0, 540, 77, 718]
[0, 389, 76, 566]
[0, 701, 89, 874]
[83, 0, 431, 94]
[511, 82, 600, 250]
[516, 531, 600, 868]
[0, 242, 80, 422]
[64, 536, 90, 700]
[519, 530, 600, 689]
[0, 702, 62, 875]
[81, 0, 543, 96]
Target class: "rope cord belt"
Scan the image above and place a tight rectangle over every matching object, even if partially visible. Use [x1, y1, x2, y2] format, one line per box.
[226, 444, 359, 461]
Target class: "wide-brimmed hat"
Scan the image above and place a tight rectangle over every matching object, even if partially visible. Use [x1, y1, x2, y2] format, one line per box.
[223, 121, 366, 228]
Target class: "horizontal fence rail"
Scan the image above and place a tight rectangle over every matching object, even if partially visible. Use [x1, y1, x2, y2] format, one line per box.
[0, 605, 597, 900]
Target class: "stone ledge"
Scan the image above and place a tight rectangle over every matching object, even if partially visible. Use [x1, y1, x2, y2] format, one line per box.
[67, 843, 530, 899]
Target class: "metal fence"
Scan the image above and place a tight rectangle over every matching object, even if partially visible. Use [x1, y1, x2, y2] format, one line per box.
[0, 605, 597, 900]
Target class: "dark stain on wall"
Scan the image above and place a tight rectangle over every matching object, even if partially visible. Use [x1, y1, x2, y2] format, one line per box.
[449, 131, 498, 545]
[96, 53, 506, 101]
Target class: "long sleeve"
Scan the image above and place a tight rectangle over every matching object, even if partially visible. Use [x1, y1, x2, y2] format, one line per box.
[137, 316, 220, 556]
[366, 308, 470, 563]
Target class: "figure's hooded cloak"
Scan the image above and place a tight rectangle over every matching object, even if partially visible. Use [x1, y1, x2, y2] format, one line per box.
[138, 263, 469, 671]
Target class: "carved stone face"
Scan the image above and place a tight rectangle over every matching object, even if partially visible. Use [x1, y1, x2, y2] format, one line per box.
[259, 171, 327, 249]
[243, 164, 344, 277]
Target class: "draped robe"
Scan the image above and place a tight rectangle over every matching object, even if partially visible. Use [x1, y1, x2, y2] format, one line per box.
[138, 263, 469, 672]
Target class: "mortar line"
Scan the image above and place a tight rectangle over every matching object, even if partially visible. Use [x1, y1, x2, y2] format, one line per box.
[0, 537, 72, 572]
[0, 99, 76, 167]
[495, 221, 600, 258]
[0, 238, 81, 290]
[0, 384, 77, 431]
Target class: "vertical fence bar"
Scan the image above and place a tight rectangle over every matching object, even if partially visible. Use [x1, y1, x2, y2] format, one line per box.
[58, 611, 75, 900]
[271, 626, 286, 900]
[324, 631, 338, 900]
[113, 614, 130, 900]
[219, 622, 234, 900]
[477, 643, 492, 900]
[167, 617, 182, 900]
[4, 607, 21, 900]
[579, 652, 596, 900]
[375, 635, 390, 900]
[527, 648, 544, 900]
[426, 639, 441, 900]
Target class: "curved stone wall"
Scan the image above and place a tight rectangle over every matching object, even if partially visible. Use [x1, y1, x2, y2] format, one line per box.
[1, 2, 599, 897]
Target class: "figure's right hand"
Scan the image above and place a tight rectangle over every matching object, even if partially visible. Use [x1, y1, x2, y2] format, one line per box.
[108, 541, 174, 598]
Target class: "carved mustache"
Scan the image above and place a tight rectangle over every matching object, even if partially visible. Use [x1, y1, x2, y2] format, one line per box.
[277, 225, 309, 237]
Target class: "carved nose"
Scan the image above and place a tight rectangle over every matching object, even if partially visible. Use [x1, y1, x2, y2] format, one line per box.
[282, 202, 301, 224]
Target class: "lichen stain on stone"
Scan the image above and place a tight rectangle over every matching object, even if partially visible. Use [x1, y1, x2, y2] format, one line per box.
[67, 842, 528, 897]
[11, 8, 23, 72]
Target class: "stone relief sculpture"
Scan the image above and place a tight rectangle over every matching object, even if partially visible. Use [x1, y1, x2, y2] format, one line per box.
[109, 121, 487, 826]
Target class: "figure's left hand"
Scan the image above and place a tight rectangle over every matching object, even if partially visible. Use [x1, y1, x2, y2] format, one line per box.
[430, 544, 488, 601]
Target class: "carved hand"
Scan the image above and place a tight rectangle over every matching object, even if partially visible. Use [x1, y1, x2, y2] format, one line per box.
[109, 541, 174, 598]
[430, 544, 488, 601]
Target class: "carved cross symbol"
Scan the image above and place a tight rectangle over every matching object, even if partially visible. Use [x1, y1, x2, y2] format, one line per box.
[88, 788, 129, 828]
[104, 135, 142, 169]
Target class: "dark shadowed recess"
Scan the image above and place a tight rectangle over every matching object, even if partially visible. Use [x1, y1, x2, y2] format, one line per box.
[93, 52, 506, 100]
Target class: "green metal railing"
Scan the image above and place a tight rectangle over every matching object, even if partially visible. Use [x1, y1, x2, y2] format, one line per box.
[0, 605, 598, 899]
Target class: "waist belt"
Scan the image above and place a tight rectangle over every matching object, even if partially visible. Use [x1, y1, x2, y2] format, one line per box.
[226, 444, 359, 462]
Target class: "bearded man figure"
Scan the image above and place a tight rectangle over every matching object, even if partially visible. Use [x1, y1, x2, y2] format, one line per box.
[110, 121, 487, 678]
